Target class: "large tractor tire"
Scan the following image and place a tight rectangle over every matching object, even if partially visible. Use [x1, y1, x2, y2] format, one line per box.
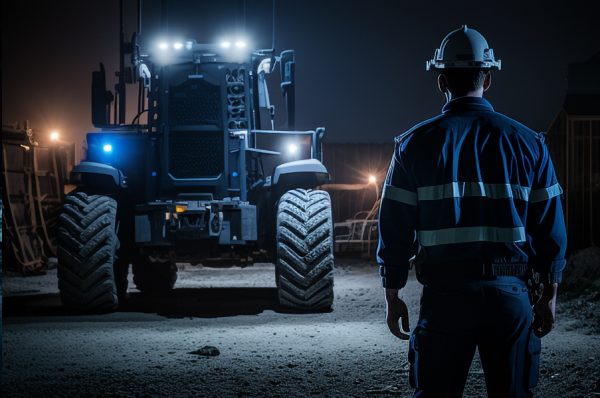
[276, 189, 335, 310]
[132, 255, 177, 293]
[57, 192, 119, 311]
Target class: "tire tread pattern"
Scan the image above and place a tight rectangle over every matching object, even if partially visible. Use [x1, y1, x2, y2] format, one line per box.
[276, 189, 335, 310]
[132, 256, 177, 293]
[57, 192, 119, 311]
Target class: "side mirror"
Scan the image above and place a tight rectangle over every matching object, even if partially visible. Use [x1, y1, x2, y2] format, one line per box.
[280, 50, 295, 87]
[279, 50, 295, 129]
[91, 63, 114, 127]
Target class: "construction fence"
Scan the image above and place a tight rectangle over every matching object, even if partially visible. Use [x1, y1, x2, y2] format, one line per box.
[547, 113, 600, 251]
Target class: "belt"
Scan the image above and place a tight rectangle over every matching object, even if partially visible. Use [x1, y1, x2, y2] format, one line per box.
[416, 262, 530, 283]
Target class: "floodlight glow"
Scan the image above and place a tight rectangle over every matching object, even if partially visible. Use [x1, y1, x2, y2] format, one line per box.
[103, 144, 113, 153]
[50, 131, 60, 141]
[235, 40, 247, 48]
[220, 41, 231, 48]
[158, 42, 169, 50]
[173, 42, 183, 50]
[368, 175, 377, 184]
[287, 143, 298, 155]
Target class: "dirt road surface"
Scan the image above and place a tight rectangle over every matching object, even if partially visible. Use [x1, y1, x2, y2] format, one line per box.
[2, 259, 599, 397]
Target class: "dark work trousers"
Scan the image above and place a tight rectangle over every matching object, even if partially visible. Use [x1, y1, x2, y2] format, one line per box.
[408, 276, 541, 398]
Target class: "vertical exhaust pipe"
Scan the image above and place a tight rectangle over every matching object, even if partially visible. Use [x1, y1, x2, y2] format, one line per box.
[118, 0, 126, 125]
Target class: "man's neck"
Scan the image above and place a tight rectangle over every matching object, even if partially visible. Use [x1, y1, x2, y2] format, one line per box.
[445, 89, 484, 102]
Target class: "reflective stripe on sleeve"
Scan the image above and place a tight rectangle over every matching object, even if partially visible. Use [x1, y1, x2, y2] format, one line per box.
[417, 182, 531, 201]
[417, 226, 526, 246]
[529, 183, 563, 203]
[382, 184, 418, 206]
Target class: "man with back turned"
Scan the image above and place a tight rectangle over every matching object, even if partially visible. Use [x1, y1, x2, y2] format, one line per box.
[377, 25, 567, 397]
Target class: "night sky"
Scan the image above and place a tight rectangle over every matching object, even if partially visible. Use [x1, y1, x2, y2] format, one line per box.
[2, 0, 599, 147]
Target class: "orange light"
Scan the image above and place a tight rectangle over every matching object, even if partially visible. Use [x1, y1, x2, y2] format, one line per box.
[368, 175, 377, 184]
[50, 131, 60, 141]
[175, 205, 187, 213]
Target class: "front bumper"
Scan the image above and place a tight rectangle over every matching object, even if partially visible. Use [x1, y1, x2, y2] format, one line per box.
[134, 199, 257, 246]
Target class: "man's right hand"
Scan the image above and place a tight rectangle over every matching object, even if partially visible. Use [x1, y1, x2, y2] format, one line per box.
[532, 282, 558, 338]
[384, 288, 411, 340]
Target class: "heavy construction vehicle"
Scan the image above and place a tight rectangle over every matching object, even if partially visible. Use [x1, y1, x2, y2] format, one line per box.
[57, 1, 334, 312]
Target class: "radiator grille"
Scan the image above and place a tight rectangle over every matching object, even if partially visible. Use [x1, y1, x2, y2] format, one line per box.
[168, 131, 224, 178]
[169, 79, 222, 126]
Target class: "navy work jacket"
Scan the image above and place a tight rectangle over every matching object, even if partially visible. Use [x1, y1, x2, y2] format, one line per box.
[376, 97, 567, 289]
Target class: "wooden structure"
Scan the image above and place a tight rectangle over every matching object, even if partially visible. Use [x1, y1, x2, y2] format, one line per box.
[2, 123, 75, 273]
[546, 52, 600, 251]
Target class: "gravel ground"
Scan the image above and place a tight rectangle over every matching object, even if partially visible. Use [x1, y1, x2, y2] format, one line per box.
[2, 258, 599, 397]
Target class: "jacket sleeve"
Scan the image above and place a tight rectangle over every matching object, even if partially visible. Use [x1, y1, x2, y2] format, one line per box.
[376, 139, 418, 289]
[527, 136, 567, 284]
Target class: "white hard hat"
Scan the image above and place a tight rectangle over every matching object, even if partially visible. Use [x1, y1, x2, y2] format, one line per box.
[426, 25, 501, 71]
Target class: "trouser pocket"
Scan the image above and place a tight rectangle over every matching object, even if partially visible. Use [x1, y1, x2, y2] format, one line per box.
[408, 331, 417, 388]
[408, 327, 433, 389]
[408, 327, 451, 391]
[525, 331, 541, 389]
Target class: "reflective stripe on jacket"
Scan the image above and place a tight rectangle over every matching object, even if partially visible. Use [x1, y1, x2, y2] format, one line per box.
[376, 97, 567, 289]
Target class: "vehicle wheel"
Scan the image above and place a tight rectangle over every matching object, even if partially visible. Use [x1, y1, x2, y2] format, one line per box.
[276, 189, 335, 310]
[114, 257, 130, 302]
[57, 192, 119, 311]
[132, 255, 177, 293]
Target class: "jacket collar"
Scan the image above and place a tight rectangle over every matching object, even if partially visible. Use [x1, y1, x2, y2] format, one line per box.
[442, 96, 494, 113]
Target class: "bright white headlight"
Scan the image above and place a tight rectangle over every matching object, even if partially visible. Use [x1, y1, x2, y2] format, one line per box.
[235, 40, 247, 48]
[158, 42, 169, 50]
[173, 42, 183, 50]
[221, 41, 231, 49]
[287, 143, 298, 155]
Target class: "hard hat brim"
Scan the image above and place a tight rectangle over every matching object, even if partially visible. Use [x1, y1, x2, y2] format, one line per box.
[426, 59, 502, 71]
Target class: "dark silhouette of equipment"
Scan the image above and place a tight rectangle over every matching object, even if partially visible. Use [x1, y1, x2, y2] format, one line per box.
[57, 0, 334, 312]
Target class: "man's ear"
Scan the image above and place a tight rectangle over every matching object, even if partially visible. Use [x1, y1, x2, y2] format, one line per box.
[483, 72, 492, 92]
[437, 74, 448, 94]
